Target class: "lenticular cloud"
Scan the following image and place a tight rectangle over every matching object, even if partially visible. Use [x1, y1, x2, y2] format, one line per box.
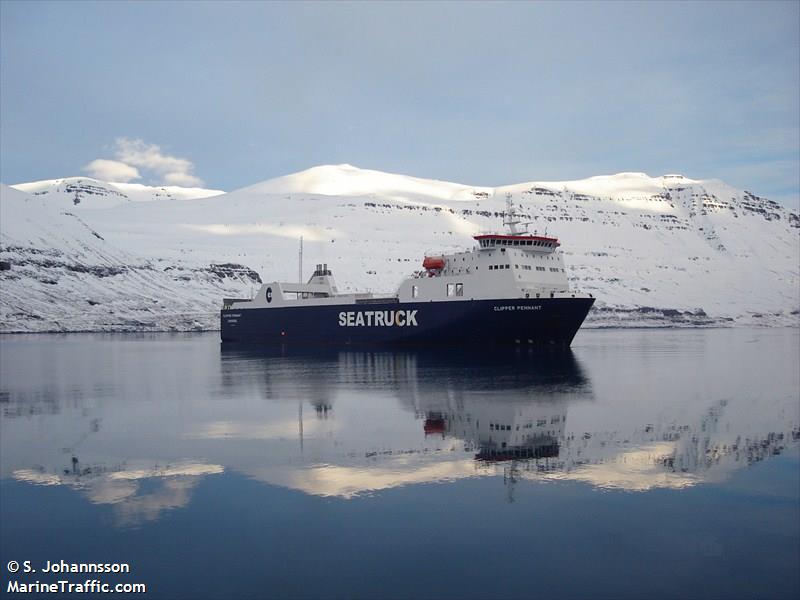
[83, 158, 141, 183]
[83, 138, 204, 187]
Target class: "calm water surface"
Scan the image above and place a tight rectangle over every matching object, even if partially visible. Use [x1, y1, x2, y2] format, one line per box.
[1, 329, 798, 599]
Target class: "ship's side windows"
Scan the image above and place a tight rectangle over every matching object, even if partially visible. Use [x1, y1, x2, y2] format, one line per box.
[412, 285, 419, 298]
[455, 283, 463, 296]
[446, 283, 455, 297]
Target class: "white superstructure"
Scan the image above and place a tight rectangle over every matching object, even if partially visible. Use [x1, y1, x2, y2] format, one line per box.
[397, 231, 574, 302]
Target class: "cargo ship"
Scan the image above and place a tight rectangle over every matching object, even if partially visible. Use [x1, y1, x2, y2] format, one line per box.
[220, 198, 595, 345]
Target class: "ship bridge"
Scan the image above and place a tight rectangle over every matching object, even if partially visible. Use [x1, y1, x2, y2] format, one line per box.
[473, 234, 560, 251]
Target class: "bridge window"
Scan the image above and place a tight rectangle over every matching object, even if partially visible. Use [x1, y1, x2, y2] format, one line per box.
[455, 283, 463, 296]
[412, 285, 418, 298]
[447, 283, 455, 297]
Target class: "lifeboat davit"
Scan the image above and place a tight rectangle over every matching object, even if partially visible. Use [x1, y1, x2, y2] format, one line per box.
[423, 256, 445, 270]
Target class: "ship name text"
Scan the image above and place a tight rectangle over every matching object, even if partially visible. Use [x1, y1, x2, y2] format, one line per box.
[338, 310, 418, 327]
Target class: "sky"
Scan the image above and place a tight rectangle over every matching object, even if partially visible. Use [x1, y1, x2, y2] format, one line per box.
[1, 1, 798, 208]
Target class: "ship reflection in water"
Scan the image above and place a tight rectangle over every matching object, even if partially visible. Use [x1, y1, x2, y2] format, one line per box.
[1, 330, 799, 527]
[210, 346, 594, 500]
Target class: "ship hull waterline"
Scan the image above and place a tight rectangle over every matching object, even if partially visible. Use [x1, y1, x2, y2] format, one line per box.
[221, 297, 595, 346]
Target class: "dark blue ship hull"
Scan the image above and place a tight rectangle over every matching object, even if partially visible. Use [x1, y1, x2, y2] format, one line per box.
[221, 297, 594, 346]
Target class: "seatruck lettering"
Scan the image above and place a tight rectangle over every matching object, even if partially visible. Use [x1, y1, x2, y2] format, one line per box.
[338, 310, 418, 327]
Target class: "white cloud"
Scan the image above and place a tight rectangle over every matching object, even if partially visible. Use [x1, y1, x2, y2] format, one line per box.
[83, 158, 141, 182]
[113, 137, 203, 185]
[162, 171, 204, 187]
[84, 138, 205, 187]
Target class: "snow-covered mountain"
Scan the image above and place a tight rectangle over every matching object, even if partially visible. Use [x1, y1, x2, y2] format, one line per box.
[2, 164, 798, 332]
[12, 177, 224, 209]
[0, 184, 257, 331]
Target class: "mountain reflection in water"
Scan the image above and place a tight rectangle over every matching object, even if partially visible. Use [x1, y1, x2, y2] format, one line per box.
[1, 331, 798, 527]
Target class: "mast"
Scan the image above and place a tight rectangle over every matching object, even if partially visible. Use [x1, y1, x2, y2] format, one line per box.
[503, 193, 523, 235]
[299, 236, 303, 283]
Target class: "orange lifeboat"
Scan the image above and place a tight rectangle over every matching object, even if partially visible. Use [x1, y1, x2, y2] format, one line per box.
[423, 256, 445, 270]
